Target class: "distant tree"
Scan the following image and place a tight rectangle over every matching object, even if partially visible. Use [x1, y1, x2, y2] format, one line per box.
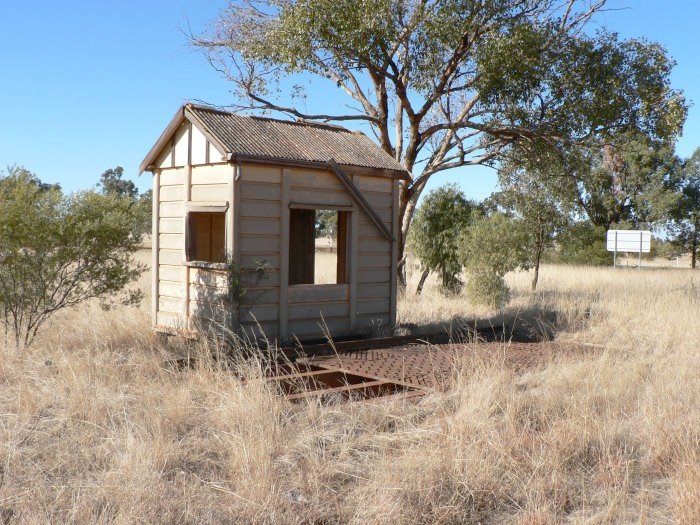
[656, 239, 686, 263]
[408, 184, 476, 294]
[558, 132, 681, 230]
[492, 149, 569, 290]
[4, 165, 60, 192]
[315, 210, 338, 238]
[99, 166, 138, 199]
[196, 0, 686, 285]
[0, 169, 145, 348]
[460, 212, 530, 308]
[671, 148, 700, 268]
[553, 222, 612, 266]
[498, 134, 682, 268]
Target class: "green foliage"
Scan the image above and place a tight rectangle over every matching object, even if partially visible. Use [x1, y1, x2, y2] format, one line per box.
[217, 255, 271, 314]
[214, 0, 686, 151]
[408, 184, 476, 293]
[99, 166, 137, 198]
[670, 148, 700, 268]
[0, 168, 145, 348]
[465, 269, 511, 310]
[134, 189, 153, 237]
[492, 134, 682, 270]
[552, 223, 612, 266]
[656, 239, 686, 261]
[98, 166, 152, 236]
[198, 0, 686, 275]
[492, 147, 570, 289]
[553, 132, 681, 230]
[4, 165, 61, 192]
[460, 212, 530, 308]
[314, 209, 338, 239]
[461, 212, 531, 276]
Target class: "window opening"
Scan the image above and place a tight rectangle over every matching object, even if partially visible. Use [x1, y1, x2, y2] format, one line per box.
[186, 211, 226, 263]
[289, 209, 348, 285]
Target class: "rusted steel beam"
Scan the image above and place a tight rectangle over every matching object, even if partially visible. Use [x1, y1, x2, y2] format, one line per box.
[354, 390, 427, 404]
[265, 368, 335, 383]
[294, 359, 433, 393]
[281, 333, 450, 359]
[285, 379, 390, 401]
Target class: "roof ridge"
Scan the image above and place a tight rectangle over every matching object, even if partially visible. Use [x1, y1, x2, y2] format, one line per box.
[185, 102, 234, 115]
[186, 102, 354, 133]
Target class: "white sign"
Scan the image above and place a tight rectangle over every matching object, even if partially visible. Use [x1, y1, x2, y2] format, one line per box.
[606, 230, 651, 253]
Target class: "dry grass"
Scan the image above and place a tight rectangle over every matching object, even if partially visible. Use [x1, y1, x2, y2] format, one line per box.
[0, 251, 698, 523]
[314, 250, 338, 284]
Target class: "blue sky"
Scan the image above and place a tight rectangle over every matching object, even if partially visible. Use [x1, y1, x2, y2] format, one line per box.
[1, 1, 699, 199]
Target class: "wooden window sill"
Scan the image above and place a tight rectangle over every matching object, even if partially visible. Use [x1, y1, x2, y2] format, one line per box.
[185, 201, 229, 212]
[184, 260, 227, 270]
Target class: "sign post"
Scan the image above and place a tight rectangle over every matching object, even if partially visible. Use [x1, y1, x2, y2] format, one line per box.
[606, 230, 651, 269]
[638, 231, 643, 269]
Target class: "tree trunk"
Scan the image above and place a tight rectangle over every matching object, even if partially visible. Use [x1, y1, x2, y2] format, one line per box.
[531, 225, 545, 291]
[397, 184, 412, 288]
[692, 217, 699, 269]
[416, 269, 430, 295]
[531, 250, 541, 291]
[397, 179, 426, 288]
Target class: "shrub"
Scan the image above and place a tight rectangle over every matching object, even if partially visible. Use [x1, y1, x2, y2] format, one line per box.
[409, 184, 477, 294]
[465, 269, 510, 309]
[461, 213, 530, 308]
[551, 222, 612, 266]
[0, 168, 145, 348]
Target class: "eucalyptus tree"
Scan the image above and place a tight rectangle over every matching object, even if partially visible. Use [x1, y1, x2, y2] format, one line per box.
[559, 132, 682, 231]
[99, 166, 152, 236]
[195, 0, 686, 283]
[672, 148, 700, 268]
[99, 166, 138, 199]
[408, 183, 476, 294]
[460, 212, 530, 308]
[493, 135, 680, 273]
[492, 147, 569, 290]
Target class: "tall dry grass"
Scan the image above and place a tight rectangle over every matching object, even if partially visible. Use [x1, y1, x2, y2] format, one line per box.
[0, 252, 698, 523]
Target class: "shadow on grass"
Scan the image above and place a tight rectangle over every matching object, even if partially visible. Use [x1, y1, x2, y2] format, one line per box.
[397, 286, 603, 344]
[395, 304, 585, 344]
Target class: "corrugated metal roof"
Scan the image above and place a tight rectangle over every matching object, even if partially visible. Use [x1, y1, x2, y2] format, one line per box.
[187, 104, 407, 174]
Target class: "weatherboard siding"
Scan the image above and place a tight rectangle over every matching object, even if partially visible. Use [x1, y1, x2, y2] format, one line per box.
[185, 164, 234, 329]
[232, 162, 394, 341]
[173, 123, 189, 168]
[237, 163, 283, 337]
[155, 166, 187, 330]
[149, 120, 397, 340]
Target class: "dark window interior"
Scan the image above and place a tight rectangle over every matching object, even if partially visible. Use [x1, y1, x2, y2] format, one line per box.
[289, 209, 348, 285]
[187, 212, 225, 263]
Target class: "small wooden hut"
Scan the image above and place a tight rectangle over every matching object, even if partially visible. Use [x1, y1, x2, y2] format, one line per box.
[140, 103, 409, 342]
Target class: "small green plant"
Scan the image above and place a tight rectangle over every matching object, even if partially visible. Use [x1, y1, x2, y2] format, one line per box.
[461, 212, 530, 309]
[217, 254, 270, 326]
[465, 269, 510, 309]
